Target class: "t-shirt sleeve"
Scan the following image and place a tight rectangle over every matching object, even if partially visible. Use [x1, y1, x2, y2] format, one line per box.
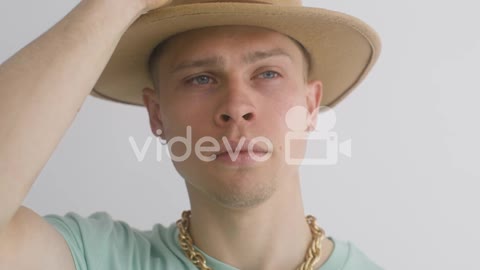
[43, 212, 89, 270]
[343, 242, 384, 270]
[43, 211, 149, 270]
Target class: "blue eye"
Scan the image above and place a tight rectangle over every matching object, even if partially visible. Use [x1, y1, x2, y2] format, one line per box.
[259, 71, 280, 79]
[187, 75, 212, 85]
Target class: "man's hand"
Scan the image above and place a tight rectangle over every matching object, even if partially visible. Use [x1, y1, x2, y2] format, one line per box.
[143, 0, 172, 11]
[142, 0, 172, 13]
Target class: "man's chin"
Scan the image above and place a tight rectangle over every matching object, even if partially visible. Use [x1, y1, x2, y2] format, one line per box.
[209, 180, 277, 209]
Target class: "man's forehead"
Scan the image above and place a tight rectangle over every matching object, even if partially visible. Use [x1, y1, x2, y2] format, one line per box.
[148, 25, 311, 81]
[161, 26, 300, 61]
[170, 48, 294, 74]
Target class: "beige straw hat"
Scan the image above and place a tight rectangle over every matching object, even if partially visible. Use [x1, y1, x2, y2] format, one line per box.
[91, 0, 381, 108]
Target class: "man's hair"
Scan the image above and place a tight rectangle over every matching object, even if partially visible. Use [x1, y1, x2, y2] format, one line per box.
[148, 33, 312, 92]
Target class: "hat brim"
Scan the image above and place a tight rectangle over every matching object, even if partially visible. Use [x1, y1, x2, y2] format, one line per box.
[91, 2, 381, 108]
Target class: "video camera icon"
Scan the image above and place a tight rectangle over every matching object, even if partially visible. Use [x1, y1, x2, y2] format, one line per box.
[284, 106, 352, 166]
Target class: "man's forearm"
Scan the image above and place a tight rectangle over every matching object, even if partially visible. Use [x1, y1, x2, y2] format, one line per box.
[0, 0, 144, 230]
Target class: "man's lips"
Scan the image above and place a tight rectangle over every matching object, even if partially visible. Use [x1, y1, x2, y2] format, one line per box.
[214, 149, 270, 165]
[215, 139, 271, 156]
[216, 149, 268, 156]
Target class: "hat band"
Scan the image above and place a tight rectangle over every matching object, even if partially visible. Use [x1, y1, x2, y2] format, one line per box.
[168, 0, 302, 7]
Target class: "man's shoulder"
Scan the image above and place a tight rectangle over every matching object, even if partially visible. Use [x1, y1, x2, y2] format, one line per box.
[43, 211, 177, 243]
[43, 211, 180, 270]
[320, 237, 384, 270]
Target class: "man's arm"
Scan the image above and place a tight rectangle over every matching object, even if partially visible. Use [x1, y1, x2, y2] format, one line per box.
[0, 0, 169, 269]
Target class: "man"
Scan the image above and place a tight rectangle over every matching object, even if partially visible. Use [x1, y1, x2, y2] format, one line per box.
[0, 0, 382, 270]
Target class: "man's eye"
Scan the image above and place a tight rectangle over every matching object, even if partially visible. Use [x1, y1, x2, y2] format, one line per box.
[259, 71, 280, 79]
[186, 75, 212, 85]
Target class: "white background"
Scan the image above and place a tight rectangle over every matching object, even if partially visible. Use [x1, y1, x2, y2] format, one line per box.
[1, 1, 479, 269]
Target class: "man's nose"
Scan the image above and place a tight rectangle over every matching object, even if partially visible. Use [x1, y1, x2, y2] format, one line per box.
[213, 84, 257, 127]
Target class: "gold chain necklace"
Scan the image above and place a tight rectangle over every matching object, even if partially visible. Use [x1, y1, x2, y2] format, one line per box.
[176, 210, 326, 270]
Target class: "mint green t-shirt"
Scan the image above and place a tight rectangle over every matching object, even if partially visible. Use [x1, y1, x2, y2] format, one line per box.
[44, 212, 383, 270]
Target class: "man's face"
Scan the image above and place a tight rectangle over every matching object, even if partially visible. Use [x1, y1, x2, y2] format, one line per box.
[143, 25, 322, 208]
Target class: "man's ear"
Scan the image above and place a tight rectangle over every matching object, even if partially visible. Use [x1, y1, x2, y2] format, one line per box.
[305, 80, 323, 130]
[142, 87, 165, 139]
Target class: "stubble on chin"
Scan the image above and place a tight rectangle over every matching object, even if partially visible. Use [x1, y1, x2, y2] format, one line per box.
[209, 176, 278, 209]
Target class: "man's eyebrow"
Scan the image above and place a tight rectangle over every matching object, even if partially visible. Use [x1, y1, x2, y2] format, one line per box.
[171, 48, 292, 74]
[243, 48, 293, 65]
[171, 56, 225, 74]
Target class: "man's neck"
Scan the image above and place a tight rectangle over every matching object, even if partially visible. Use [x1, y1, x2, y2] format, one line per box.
[185, 171, 323, 270]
